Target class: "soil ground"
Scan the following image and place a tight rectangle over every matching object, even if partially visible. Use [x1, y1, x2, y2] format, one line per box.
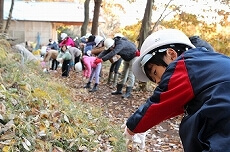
[50, 63, 184, 152]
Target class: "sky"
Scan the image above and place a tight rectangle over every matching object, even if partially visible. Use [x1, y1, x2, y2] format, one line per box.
[117, 0, 230, 27]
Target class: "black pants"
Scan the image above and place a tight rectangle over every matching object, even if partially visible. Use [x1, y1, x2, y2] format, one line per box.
[62, 59, 71, 77]
[109, 58, 122, 73]
[75, 55, 81, 64]
[51, 59, 59, 70]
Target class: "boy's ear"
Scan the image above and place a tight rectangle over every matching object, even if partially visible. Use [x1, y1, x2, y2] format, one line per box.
[166, 48, 177, 60]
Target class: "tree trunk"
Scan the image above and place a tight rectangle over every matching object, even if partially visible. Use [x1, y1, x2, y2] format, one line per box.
[138, 0, 153, 50]
[91, 0, 102, 35]
[4, 0, 14, 35]
[0, 0, 4, 34]
[137, 0, 154, 91]
[81, 0, 90, 37]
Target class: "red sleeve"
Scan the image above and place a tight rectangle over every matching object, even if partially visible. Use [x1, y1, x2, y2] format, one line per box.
[128, 59, 195, 133]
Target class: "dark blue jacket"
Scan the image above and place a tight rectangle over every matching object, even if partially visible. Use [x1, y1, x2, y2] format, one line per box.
[127, 47, 230, 151]
[189, 36, 215, 52]
[84, 42, 95, 55]
[98, 37, 137, 61]
[47, 41, 59, 50]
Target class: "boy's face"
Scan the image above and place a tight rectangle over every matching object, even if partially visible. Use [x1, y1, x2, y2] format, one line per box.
[146, 48, 178, 84]
[145, 63, 166, 84]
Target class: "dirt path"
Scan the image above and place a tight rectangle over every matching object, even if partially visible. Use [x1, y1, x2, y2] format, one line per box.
[51, 69, 184, 152]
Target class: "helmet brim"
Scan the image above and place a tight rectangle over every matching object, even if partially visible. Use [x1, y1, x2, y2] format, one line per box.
[132, 29, 195, 82]
[132, 55, 151, 82]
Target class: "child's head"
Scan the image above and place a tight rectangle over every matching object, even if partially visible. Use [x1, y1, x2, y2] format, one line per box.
[133, 29, 195, 83]
[94, 36, 104, 47]
[88, 35, 96, 42]
[61, 45, 67, 52]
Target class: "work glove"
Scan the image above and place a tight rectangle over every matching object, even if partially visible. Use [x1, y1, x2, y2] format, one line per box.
[122, 124, 147, 150]
[135, 50, 140, 56]
[57, 58, 63, 63]
[94, 58, 103, 65]
[41, 61, 46, 68]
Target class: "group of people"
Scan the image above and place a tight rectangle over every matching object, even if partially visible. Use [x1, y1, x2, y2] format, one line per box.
[42, 33, 82, 77]
[42, 28, 230, 151]
[42, 32, 140, 98]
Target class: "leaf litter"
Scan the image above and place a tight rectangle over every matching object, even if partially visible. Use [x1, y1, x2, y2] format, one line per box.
[49, 66, 184, 152]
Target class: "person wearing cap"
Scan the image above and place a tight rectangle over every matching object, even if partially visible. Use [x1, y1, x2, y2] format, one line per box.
[95, 36, 139, 98]
[91, 35, 105, 56]
[59, 33, 81, 69]
[59, 33, 76, 48]
[123, 29, 230, 151]
[106, 34, 123, 87]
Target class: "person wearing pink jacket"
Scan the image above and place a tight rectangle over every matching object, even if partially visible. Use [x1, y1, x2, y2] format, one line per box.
[82, 55, 102, 92]
[59, 33, 76, 48]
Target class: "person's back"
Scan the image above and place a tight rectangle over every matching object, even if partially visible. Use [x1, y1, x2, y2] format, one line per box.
[84, 35, 96, 55]
[47, 39, 59, 50]
[59, 37, 76, 48]
[175, 47, 230, 151]
[98, 37, 137, 62]
[189, 36, 215, 52]
[114, 37, 137, 61]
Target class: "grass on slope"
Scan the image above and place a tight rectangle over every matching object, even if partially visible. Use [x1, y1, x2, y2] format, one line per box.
[0, 40, 126, 152]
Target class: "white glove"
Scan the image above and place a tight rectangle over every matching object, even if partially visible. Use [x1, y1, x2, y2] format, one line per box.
[122, 124, 147, 150]
[133, 132, 147, 149]
[122, 126, 133, 140]
[57, 58, 63, 63]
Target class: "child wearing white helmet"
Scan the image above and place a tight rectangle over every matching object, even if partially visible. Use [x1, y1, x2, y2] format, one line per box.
[95, 36, 139, 98]
[59, 33, 76, 48]
[106, 35, 123, 87]
[124, 29, 230, 151]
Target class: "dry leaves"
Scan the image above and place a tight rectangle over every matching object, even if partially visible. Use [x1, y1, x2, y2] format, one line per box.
[58, 68, 184, 152]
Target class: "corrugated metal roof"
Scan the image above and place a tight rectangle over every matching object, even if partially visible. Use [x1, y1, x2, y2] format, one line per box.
[4, 1, 99, 22]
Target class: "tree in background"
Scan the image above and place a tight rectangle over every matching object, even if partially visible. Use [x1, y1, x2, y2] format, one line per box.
[0, 0, 14, 38]
[0, 0, 3, 34]
[100, 0, 125, 37]
[81, 0, 90, 37]
[4, 0, 14, 35]
[137, 0, 153, 50]
[91, 0, 102, 35]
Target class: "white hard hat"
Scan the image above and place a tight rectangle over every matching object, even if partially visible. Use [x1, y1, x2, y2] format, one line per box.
[114, 33, 124, 38]
[94, 36, 104, 46]
[132, 29, 195, 82]
[85, 33, 92, 39]
[75, 62, 82, 72]
[104, 38, 115, 50]
[61, 33, 68, 40]
[40, 46, 47, 55]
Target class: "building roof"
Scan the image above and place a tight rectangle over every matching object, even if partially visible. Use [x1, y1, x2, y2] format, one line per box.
[4, 1, 103, 23]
